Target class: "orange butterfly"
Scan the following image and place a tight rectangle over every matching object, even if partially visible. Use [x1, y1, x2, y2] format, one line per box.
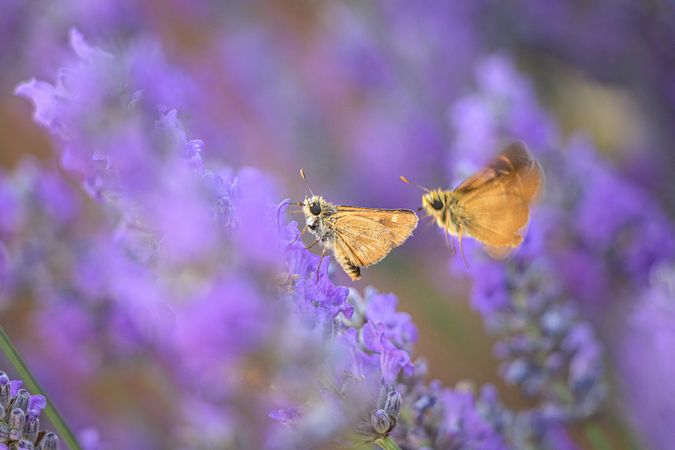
[295, 170, 418, 280]
[403, 141, 543, 261]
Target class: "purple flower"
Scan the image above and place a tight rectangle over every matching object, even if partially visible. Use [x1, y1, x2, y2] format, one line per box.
[616, 261, 675, 450]
[380, 348, 414, 386]
[446, 54, 609, 430]
[439, 385, 509, 450]
[8, 6, 673, 450]
[364, 288, 417, 350]
[268, 407, 301, 426]
[0, 370, 59, 449]
[282, 219, 352, 325]
[447, 54, 556, 184]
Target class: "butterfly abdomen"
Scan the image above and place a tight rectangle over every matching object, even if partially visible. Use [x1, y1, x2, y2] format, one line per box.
[334, 251, 362, 280]
[345, 264, 361, 280]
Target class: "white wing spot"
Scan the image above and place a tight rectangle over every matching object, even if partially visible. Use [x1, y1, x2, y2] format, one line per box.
[392, 215, 398, 222]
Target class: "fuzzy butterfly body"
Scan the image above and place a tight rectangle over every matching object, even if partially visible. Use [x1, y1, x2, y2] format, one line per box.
[420, 141, 543, 258]
[301, 195, 418, 280]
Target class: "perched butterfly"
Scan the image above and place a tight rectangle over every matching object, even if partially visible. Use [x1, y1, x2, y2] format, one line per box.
[291, 169, 418, 281]
[402, 141, 543, 261]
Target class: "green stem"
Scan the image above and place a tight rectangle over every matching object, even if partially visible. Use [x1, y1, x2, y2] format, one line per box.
[374, 437, 402, 450]
[0, 325, 82, 450]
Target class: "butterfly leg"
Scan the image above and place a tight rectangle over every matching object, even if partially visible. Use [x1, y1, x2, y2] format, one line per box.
[444, 223, 457, 256]
[458, 230, 469, 269]
[305, 239, 320, 250]
[316, 247, 327, 281]
[288, 225, 308, 246]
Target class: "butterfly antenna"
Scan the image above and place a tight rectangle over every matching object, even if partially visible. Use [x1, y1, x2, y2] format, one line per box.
[300, 168, 315, 196]
[400, 175, 430, 192]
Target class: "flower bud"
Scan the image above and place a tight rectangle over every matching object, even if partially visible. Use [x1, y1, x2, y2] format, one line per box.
[12, 390, 30, 414]
[370, 409, 391, 435]
[0, 422, 9, 443]
[13, 439, 35, 450]
[384, 391, 402, 418]
[8, 409, 26, 441]
[376, 382, 388, 409]
[0, 373, 10, 410]
[37, 432, 59, 450]
[23, 414, 39, 443]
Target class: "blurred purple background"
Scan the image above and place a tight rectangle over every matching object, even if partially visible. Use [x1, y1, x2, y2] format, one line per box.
[0, 1, 674, 449]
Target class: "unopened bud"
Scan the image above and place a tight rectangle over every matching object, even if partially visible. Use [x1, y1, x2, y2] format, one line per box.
[14, 439, 34, 450]
[8, 409, 25, 441]
[37, 432, 59, 450]
[23, 414, 39, 443]
[384, 391, 402, 418]
[370, 409, 391, 435]
[12, 390, 29, 414]
[0, 422, 9, 443]
[376, 382, 388, 409]
[0, 373, 10, 410]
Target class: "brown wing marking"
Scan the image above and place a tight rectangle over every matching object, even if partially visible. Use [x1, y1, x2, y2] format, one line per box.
[333, 240, 363, 281]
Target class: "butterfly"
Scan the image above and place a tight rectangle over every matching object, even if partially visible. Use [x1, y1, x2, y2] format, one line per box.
[291, 169, 418, 281]
[403, 141, 543, 261]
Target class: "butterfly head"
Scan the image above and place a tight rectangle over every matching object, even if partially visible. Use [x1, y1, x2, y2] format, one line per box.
[301, 195, 336, 232]
[421, 189, 447, 219]
[302, 195, 323, 215]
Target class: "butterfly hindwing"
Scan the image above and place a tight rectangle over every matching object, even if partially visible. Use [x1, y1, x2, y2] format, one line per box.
[331, 208, 418, 280]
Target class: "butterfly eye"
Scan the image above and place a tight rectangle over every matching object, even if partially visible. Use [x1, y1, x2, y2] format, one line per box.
[310, 203, 322, 215]
[431, 198, 444, 211]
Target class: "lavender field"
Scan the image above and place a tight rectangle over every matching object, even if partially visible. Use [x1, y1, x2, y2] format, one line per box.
[1, 1, 674, 449]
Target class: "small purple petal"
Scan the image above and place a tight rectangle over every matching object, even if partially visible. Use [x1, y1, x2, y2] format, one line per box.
[269, 407, 301, 425]
[9, 380, 22, 397]
[28, 395, 47, 414]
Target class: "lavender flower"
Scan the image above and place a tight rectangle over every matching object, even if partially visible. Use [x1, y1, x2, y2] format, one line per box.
[4, 4, 674, 450]
[446, 53, 675, 449]
[447, 57, 605, 420]
[0, 371, 58, 450]
[616, 261, 675, 450]
[8, 28, 445, 449]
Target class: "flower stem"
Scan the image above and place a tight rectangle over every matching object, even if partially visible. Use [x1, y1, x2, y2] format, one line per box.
[374, 437, 402, 450]
[0, 325, 82, 450]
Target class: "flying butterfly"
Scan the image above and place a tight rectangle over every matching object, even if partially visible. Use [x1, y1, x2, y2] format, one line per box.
[288, 169, 419, 281]
[402, 141, 543, 262]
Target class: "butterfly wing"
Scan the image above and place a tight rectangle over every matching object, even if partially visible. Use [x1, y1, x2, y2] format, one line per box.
[453, 141, 543, 256]
[331, 208, 418, 280]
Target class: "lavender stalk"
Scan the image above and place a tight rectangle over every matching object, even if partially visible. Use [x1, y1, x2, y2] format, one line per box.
[0, 327, 78, 450]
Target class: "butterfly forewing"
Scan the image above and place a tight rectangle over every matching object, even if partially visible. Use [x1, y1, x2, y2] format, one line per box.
[453, 142, 543, 256]
[455, 142, 541, 200]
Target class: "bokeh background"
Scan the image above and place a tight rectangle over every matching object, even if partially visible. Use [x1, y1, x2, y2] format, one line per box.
[1, 1, 674, 449]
